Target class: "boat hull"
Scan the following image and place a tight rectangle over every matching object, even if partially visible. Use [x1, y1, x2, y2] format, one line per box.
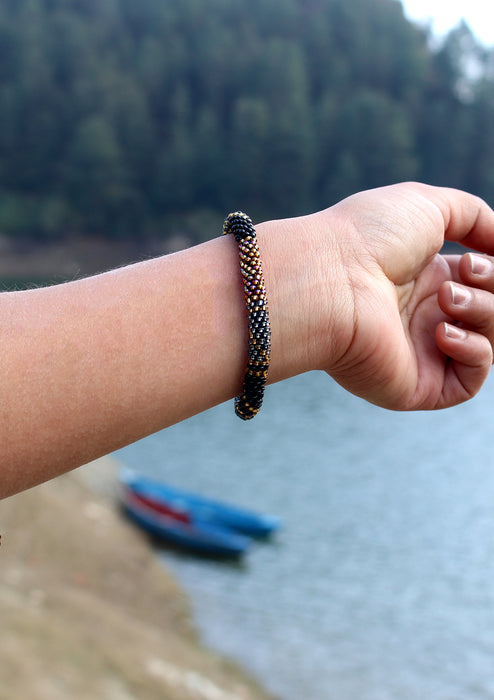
[120, 469, 281, 538]
[122, 489, 251, 558]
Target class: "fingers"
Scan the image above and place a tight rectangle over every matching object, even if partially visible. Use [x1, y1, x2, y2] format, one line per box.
[439, 253, 494, 339]
[435, 255, 494, 401]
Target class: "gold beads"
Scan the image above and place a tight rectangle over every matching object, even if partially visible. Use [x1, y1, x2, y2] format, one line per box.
[223, 212, 271, 420]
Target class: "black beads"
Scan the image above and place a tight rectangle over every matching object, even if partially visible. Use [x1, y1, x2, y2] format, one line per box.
[223, 211, 271, 420]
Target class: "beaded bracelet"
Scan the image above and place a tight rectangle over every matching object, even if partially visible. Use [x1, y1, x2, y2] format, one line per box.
[223, 212, 271, 420]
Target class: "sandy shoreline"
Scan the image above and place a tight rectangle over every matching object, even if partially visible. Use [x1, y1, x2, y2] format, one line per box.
[0, 457, 274, 700]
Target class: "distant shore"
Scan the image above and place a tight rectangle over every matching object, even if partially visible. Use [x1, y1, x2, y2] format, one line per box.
[0, 232, 193, 289]
[0, 457, 274, 700]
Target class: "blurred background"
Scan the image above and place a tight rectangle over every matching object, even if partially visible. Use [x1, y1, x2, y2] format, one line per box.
[4, 2, 494, 700]
[1, 0, 494, 283]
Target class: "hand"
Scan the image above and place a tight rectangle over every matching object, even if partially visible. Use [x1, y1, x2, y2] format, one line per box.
[284, 183, 494, 410]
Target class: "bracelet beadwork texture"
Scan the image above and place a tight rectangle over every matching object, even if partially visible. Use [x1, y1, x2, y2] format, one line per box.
[223, 211, 271, 420]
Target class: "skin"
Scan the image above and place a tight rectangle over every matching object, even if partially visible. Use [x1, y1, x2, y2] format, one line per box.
[2, 182, 494, 498]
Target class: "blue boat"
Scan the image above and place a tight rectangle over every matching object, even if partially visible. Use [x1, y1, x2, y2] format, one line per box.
[120, 469, 281, 539]
[121, 487, 251, 558]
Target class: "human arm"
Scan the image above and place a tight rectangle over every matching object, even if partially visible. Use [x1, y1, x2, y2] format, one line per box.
[2, 181, 494, 497]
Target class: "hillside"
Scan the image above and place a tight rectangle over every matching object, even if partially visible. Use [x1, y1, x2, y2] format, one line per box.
[0, 0, 493, 244]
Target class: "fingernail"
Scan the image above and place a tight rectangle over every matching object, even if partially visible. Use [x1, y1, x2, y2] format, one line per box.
[449, 282, 472, 306]
[444, 323, 467, 340]
[468, 253, 492, 276]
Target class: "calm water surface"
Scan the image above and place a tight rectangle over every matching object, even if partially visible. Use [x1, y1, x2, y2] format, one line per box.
[117, 371, 494, 700]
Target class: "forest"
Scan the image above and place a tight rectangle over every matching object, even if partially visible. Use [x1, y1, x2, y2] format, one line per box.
[1, 0, 494, 243]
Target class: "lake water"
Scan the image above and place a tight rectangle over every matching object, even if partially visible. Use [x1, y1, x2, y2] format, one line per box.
[117, 370, 494, 700]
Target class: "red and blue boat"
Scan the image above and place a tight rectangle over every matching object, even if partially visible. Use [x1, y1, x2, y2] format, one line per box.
[119, 469, 281, 557]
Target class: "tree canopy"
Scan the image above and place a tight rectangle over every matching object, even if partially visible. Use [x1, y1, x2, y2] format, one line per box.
[0, 0, 493, 242]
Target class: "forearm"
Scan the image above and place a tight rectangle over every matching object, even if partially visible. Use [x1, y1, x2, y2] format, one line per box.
[0, 236, 245, 496]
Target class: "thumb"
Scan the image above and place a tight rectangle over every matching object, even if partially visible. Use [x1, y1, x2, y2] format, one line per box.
[427, 185, 494, 254]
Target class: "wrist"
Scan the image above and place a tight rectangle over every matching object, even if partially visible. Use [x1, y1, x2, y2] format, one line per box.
[256, 208, 354, 383]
